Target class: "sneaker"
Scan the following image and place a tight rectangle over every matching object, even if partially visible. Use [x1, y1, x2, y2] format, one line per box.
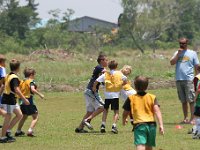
[7, 137, 16, 143]
[75, 128, 88, 133]
[0, 137, 8, 143]
[111, 126, 118, 134]
[6, 131, 12, 138]
[27, 132, 35, 137]
[6, 132, 16, 142]
[192, 133, 200, 139]
[15, 131, 25, 137]
[0, 125, 2, 128]
[100, 124, 106, 133]
[188, 125, 197, 134]
[83, 120, 93, 130]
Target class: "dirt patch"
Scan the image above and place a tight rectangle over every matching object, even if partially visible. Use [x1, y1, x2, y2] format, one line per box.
[37, 80, 176, 92]
[28, 49, 75, 61]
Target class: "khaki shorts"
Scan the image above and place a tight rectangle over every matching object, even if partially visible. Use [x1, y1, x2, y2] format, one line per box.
[2, 104, 20, 114]
[84, 89, 104, 112]
[176, 80, 195, 103]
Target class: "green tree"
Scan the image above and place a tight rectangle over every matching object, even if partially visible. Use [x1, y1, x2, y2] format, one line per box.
[120, 0, 177, 53]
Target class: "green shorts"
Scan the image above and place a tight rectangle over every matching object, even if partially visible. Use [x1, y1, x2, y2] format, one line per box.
[134, 123, 156, 147]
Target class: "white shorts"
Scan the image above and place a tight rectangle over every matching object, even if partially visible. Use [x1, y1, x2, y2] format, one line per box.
[2, 104, 20, 114]
[120, 89, 136, 101]
[84, 89, 104, 112]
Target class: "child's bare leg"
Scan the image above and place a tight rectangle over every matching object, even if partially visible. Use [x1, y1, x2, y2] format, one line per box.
[85, 106, 104, 121]
[0, 108, 6, 117]
[102, 109, 108, 123]
[113, 110, 119, 124]
[136, 145, 146, 150]
[29, 113, 38, 130]
[78, 112, 93, 129]
[8, 108, 22, 131]
[189, 102, 195, 123]
[146, 146, 153, 150]
[1, 113, 12, 137]
[17, 115, 28, 131]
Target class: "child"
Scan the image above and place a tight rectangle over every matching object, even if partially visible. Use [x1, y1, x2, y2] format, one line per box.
[75, 54, 108, 133]
[120, 65, 136, 127]
[0, 59, 30, 143]
[0, 54, 6, 123]
[122, 76, 164, 150]
[15, 68, 44, 137]
[93, 60, 127, 134]
[192, 65, 200, 139]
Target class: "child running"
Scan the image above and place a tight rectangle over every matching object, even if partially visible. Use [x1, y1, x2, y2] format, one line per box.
[122, 76, 164, 150]
[75, 54, 108, 133]
[0, 59, 30, 143]
[0, 54, 6, 126]
[120, 65, 136, 126]
[15, 68, 44, 137]
[192, 65, 200, 139]
[93, 60, 127, 134]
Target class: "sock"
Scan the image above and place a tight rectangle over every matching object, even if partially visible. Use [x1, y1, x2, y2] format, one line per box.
[112, 123, 116, 127]
[102, 122, 106, 126]
[7, 129, 11, 133]
[16, 130, 21, 133]
[28, 128, 33, 133]
[196, 118, 200, 135]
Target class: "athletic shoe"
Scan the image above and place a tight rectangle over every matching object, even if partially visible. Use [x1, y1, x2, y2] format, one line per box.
[7, 137, 16, 142]
[27, 132, 35, 137]
[6, 131, 12, 138]
[0, 137, 7, 143]
[188, 125, 197, 134]
[111, 126, 118, 134]
[0, 125, 2, 128]
[6, 132, 16, 142]
[75, 128, 88, 133]
[100, 124, 106, 133]
[192, 132, 200, 139]
[83, 120, 93, 130]
[15, 131, 25, 137]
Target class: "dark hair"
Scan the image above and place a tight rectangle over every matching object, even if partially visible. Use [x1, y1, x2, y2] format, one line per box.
[0, 54, 6, 63]
[179, 37, 189, 43]
[97, 54, 106, 64]
[108, 60, 118, 70]
[24, 68, 36, 78]
[134, 76, 149, 92]
[10, 59, 20, 71]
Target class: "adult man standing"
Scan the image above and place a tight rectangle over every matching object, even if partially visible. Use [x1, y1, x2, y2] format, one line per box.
[170, 38, 199, 124]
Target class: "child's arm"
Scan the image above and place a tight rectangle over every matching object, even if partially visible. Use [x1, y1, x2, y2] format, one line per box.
[92, 81, 99, 92]
[31, 85, 44, 99]
[153, 104, 164, 135]
[14, 87, 30, 105]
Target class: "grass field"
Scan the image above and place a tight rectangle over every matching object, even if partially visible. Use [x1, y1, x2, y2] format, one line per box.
[0, 88, 199, 150]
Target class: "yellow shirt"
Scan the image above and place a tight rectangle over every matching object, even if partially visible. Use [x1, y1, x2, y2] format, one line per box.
[105, 71, 123, 92]
[122, 80, 133, 91]
[129, 93, 156, 124]
[4, 73, 19, 95]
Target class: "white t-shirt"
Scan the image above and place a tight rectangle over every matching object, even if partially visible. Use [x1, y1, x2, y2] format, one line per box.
[96, 70, 127, 99]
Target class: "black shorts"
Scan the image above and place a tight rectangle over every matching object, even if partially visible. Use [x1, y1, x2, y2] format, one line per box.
[104, 98, 119, 110]
[20, 105, 38, 116]
[194, 106, 200, 117]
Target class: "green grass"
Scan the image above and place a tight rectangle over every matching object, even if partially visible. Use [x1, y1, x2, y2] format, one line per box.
[0, 88, 199, 150]
[4, 49, 177, 89]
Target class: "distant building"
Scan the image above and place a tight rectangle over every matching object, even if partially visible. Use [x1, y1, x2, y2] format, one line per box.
[68, 16, 118, 33]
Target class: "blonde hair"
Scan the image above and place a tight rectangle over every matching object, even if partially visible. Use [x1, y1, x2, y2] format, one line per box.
[121, 65, 132, 75]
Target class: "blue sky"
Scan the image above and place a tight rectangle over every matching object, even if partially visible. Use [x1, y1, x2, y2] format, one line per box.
[20, 0, 123, 23]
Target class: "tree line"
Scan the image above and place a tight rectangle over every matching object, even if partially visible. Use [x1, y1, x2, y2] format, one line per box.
[1, 0, 200, 54]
